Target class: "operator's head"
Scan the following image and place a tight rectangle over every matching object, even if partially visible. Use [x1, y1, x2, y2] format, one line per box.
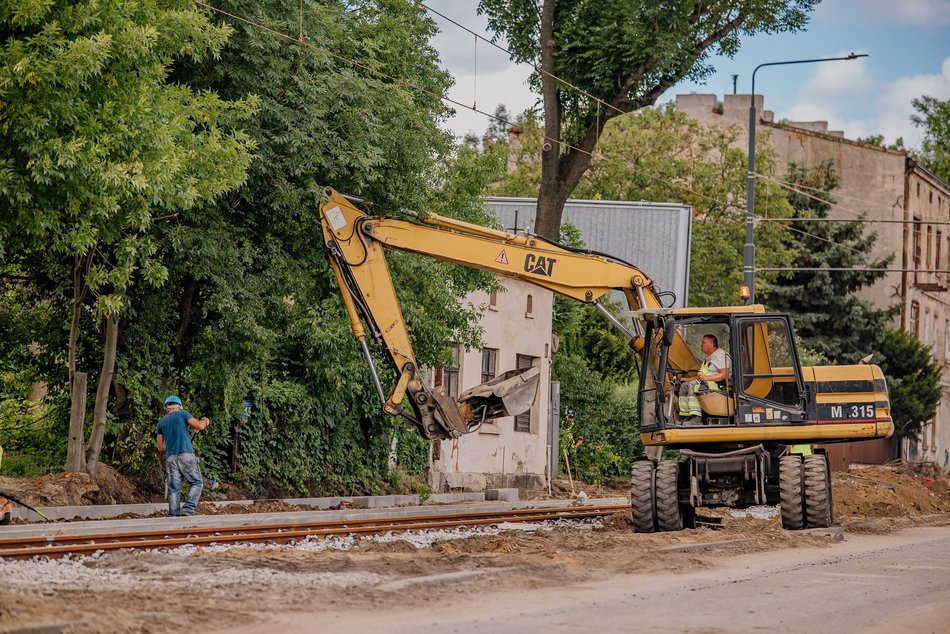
[701, 334, 719, 354]
[164, 395, 183, 412]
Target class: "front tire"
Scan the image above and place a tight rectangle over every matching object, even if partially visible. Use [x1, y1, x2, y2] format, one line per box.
[630, 460, 656, 533]
[655, 460, 683, 532]
[803, 454, 833, 528]
[779, 455, 804, 530]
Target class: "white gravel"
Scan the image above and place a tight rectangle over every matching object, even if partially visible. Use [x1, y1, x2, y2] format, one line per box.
[0, 517, 604, 593]
[727, 505, 780, 520]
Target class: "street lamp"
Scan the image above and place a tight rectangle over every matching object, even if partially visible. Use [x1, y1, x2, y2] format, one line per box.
[743, 52, 868, 304]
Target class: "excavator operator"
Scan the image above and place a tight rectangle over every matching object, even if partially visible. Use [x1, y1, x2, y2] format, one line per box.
[678, 334, 730, 423]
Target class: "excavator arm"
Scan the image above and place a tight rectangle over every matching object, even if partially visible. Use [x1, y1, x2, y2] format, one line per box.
[320, 187, 691, 440]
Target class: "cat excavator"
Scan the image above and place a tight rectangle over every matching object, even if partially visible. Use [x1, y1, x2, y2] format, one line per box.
[319, 187, 893, 531]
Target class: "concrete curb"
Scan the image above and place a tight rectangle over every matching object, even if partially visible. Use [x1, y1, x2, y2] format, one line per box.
[9, 488, 521, 522]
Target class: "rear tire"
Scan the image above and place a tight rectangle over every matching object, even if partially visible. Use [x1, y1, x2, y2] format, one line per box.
[630, 460, 656, 533]
[655, 460, 683, 532]
[803, 454, 833, 528]
[779, 455, 804, 530]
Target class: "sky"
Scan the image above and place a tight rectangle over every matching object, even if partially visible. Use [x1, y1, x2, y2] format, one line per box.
[425, 0, 950, 150]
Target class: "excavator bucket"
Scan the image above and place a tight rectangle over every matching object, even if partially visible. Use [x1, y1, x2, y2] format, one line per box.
[458, 366, 541, 421]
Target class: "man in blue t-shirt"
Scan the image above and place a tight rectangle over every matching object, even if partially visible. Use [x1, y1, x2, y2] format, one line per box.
[156, 395, 209, 516]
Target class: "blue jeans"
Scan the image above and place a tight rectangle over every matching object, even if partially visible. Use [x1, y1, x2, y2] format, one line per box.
[166, 452, 203, 516]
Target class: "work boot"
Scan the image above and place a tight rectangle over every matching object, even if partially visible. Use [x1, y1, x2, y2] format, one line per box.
[681, 415, 702, 425]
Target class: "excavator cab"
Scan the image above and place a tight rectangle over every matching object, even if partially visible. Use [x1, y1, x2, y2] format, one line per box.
[638, 309, 808, 442]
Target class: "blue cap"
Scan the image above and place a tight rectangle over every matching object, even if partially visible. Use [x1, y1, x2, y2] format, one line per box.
[164, 395, 182, 407]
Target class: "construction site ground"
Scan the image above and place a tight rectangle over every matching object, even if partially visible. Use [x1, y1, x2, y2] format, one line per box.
[1, 463, 949, 634]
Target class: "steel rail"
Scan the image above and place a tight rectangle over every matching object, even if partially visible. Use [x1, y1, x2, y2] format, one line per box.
[0, 504, 628, 560]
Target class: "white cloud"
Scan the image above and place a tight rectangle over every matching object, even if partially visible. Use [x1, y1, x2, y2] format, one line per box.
[782, 56, 950, 148]
[819, 0, 950, 28]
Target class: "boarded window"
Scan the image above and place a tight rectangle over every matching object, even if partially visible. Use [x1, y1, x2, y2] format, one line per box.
[514, 354, 536, 432]
[481, 348, 497, 384]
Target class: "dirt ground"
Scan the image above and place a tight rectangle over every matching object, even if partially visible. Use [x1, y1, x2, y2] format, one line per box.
[0, 463, 948, 634]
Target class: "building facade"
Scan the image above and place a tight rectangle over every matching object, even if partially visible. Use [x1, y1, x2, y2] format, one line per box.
[428, 279, 554, 493]
[677, 93, 950, 472]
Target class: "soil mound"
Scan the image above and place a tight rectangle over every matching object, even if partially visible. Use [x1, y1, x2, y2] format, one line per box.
[833, 464, 950, 518]
[0, 463, 141, 507]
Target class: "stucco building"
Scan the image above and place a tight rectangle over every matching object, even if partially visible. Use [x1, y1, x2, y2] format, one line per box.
[677, 93, 950, 472]
[428, 279, 555, 493]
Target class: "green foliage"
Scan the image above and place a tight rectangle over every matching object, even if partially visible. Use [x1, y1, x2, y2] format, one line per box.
[0, 0, 256, 314]
[554, 352, 641, 484]
[911, 95, 950, 183]
[88, 0, 501, 494]
[760, 160, 895, 362]
[877, 329, 941, 439]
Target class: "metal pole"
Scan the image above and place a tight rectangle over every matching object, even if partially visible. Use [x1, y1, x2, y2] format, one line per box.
[743, 53, 868, 305]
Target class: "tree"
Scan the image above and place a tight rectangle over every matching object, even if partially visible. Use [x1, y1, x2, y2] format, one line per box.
[760, 160, 894, 362]
[94, 0, 507, 495]
[0, 0, 256, 474]
[479, 0, 818, 239]
[877, 329, 941, 439]
[491, 104, 797, 306]
[911, 95, 950, 183]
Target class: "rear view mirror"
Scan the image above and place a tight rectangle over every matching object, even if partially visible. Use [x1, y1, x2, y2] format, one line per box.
[662, 315, 675, 346]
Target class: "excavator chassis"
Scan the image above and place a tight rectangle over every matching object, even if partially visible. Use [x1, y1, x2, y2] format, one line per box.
[630, 445, 834, 532]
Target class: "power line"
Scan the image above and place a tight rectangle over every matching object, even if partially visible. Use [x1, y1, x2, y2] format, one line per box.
[758, 267, 945, 273]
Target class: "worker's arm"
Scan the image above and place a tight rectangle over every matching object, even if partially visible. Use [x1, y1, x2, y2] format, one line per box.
[156, 433, 165, 454]
[698, 367, 728, 383]
[187, 416, 210, 432]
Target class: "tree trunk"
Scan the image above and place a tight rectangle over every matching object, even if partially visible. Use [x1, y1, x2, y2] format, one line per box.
[536, 0, 562, 241]
[66, 253, 90, 470]
[85, 315, 120, 476]
[65, 371, 87, 473]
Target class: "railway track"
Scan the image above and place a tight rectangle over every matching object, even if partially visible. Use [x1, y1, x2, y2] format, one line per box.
[0, 503, 628, 560]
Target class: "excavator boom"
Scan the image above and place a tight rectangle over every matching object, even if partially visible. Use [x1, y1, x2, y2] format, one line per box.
[319, 186, 894, 532]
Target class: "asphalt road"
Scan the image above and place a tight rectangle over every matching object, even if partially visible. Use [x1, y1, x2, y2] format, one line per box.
[235, 525, 950, 634]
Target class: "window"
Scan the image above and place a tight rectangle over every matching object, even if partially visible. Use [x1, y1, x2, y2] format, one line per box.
[924, 308, 932, 347]
[927, 226, 933, 268]
[488, 290, 498, 311]
[910, 301, 920, 338]
[737, 319, 800, 408]
[917, 182, 921, 197]
[435, 344, 461, 398]
[513, 354, 536, 432]
[937, 230, 943, 271]
[913, 218, 922, 271]
[481, 348, 497, 383]
[525, 294, 534, 318]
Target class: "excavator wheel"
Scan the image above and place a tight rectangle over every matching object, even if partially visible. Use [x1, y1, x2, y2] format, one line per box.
[803, 453, 833, 528]
[654, 460, 683, 532]
[630, 460, 656, 533]
[779, 455, 805, 530]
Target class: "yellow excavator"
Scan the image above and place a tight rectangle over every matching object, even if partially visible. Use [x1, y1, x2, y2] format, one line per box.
[319, 187, 893, 531]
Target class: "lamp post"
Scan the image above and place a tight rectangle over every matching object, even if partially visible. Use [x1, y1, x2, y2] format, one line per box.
[744, 52, 868, 304]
